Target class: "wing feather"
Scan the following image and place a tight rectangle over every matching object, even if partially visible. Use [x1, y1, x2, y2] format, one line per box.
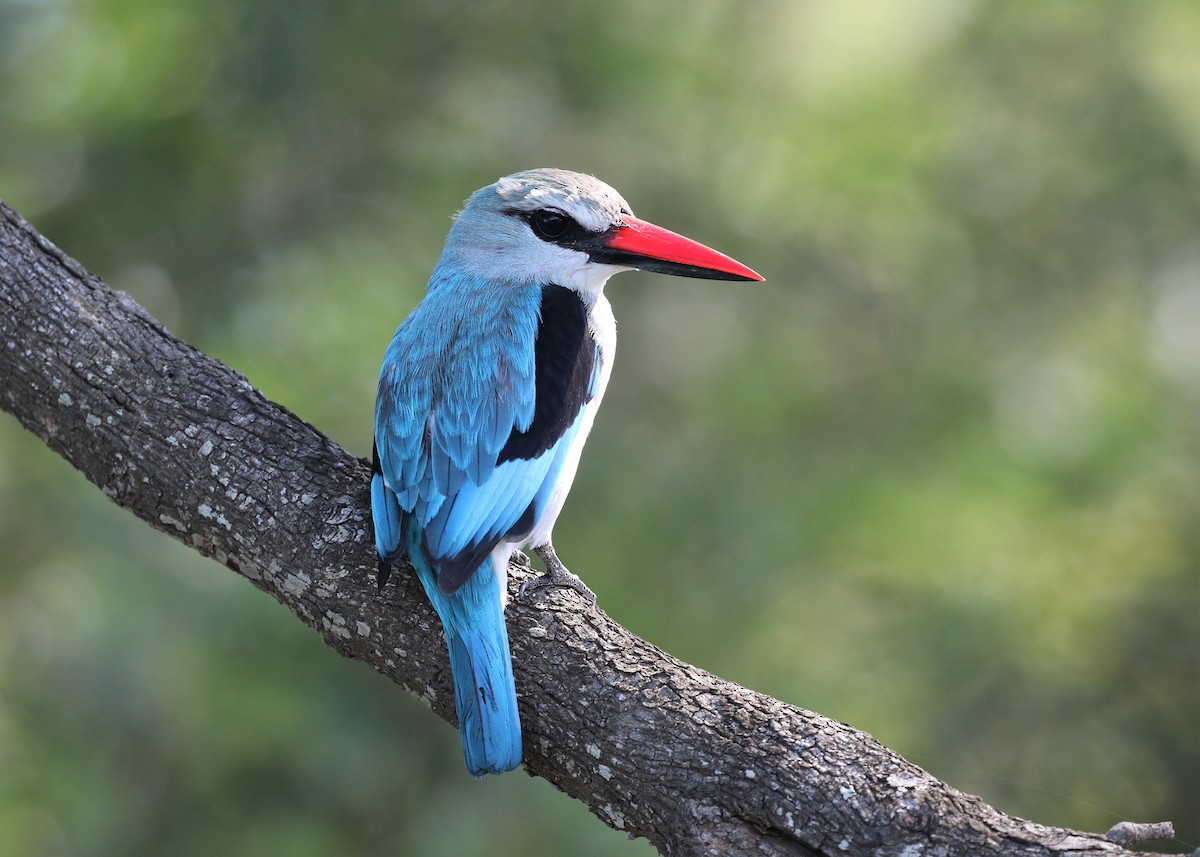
[373, 281, 597, 594]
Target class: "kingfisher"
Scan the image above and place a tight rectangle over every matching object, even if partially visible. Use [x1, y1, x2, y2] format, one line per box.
[371, 169, 762, 776]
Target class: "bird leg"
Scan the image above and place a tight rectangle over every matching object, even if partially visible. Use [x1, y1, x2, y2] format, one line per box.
[517, 541, 596, 604]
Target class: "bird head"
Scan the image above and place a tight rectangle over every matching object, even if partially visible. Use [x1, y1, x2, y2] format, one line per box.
[436, 168, 763, 294]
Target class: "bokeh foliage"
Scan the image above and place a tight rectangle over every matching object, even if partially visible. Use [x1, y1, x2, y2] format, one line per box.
[2, 1, 1199, 854]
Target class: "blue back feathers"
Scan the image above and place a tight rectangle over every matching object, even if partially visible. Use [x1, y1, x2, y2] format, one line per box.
[373, 260, 600, 775]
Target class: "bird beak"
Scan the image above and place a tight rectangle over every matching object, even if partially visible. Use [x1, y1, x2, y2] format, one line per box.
[589, 215, 763, 282]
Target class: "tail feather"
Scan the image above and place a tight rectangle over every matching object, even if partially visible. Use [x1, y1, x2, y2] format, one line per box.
[371, 465, 404, 563]
[407, 525, 522, 775]
[444, 606, 522, 775]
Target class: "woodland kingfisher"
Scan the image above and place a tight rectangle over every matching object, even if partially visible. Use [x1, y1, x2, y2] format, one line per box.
[371, 168, 762, 775]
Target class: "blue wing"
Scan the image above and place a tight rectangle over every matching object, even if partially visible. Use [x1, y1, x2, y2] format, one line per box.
[372, 281, 599, 594]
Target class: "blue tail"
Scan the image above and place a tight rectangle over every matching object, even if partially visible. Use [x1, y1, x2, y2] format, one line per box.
[406, 523, 522, 776]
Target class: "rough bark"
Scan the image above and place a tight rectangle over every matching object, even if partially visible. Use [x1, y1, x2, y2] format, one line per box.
[0, 200, 1186, 857]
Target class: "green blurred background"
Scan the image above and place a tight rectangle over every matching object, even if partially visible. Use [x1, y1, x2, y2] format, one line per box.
[2, 0, 1199, 854]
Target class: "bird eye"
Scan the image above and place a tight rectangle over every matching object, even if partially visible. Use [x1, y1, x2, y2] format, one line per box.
[528, 209, 575, 242]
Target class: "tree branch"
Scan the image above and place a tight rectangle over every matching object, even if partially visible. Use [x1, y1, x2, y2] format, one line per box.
[0, 199, 1185, 857]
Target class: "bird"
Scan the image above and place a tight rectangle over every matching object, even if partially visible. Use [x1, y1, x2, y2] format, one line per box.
[371, 168, 762, 776]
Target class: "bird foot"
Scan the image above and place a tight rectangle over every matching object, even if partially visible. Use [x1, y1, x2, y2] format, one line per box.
[517, 544, 596, 604]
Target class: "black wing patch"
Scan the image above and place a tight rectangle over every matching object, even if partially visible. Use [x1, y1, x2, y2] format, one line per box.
[432, 285, 597, 595]
[498, 284, 596, 463]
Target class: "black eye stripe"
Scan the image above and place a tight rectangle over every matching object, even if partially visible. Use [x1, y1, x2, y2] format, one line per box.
[525, 209, 585, 244]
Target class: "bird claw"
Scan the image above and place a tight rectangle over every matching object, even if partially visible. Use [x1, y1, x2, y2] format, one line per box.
[518, 569, 596, 604]
[517, 544, 596, 605]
